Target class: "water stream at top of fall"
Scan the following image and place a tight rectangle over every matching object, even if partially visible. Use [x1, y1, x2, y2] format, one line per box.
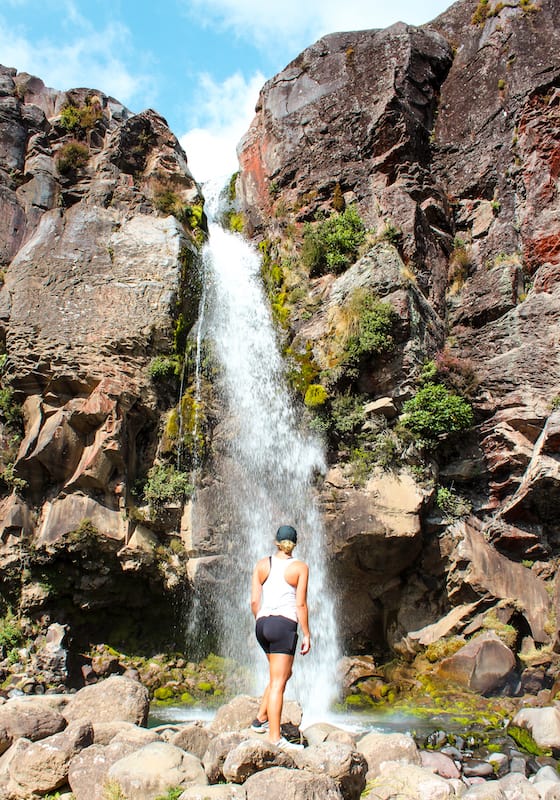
[193, 182, 339, 720]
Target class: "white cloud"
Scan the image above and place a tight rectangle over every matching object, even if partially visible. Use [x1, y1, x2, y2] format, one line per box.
[183, 0, 452, 53]
[0, 12, 156, 109]
[179, 71, 265, 184]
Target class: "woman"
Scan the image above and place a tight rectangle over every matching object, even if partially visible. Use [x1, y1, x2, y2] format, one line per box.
[250, 524, 311, 750]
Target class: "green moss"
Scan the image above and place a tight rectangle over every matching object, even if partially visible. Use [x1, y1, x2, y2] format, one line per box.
[197, 681, 213, 693]
[304, 384, 328, 408]
[424, 636, 466, 664]
[507, 725, 551, 756]
[344, 693, 375, 708]
[180, 691, 195, 705]
[153, 686, 175, 701]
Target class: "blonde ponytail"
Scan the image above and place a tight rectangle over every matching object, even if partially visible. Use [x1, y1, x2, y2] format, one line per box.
[276, 539, 296, 555]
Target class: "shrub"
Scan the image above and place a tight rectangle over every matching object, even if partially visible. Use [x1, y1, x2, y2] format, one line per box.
[436, 486, 472, 519]
[57, 141, 89, 175]
[400, 383, 474, 447]
[0, 386, 22, 428]
[304, 384, 328, 408]
[148, 356, 181, 383]
[420, 351, 478, 399]
[143, 464, 193, 513]
[0, 610, 23, 652]
[302, 206, 366, 276]
[342, 296, 397, 367]
[59, 98, 102, 133]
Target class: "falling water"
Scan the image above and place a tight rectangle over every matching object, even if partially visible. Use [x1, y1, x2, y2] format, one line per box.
[198, 183, 339, 718]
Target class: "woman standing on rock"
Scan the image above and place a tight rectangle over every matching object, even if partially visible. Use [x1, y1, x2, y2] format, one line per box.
[250, 524, 311, 751]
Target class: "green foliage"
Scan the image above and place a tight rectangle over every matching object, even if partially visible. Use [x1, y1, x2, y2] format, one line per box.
[330, 393, 365, 437]
[154, 790, 183, 800]
[0, 463, 27, 493]
[227, 212, 244, 233]
[0, 385, 22, 428]
[163, 390, 206, 468]
[436, 486, 472, 519]
[471, 0, 489, 24]
[378, 221, 402, 246]
[551, 396, 560, 410]
[304, 384, 328, 408]
[59, 98, 102, 133]
[0, 610, 23, 652]
[103, 781, 127, 800]
[424, 636, 465, 663]
[341, 296, 397, 367]
[57, 141, 89, 175]
[143, 464, 193, 513]
[227, 171, 238, 202]
[148, 356, 181, 383]
[420, 351, 478, 400]
[507, 725, 551, 757]
[285, 343, 320, 397]
[400, 383, 474, 448]
[302, 206, 366, 277]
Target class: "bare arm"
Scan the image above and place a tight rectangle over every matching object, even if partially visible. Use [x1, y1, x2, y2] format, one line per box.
[295, 563, 311, 654]
[250, 558, 267, 618]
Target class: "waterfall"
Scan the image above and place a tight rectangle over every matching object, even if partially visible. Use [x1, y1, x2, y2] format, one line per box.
[196, 182, 339, 719]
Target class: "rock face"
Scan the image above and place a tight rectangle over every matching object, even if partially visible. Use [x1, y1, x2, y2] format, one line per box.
[235, 0, 560, 661]
[0, 65, 203, 652]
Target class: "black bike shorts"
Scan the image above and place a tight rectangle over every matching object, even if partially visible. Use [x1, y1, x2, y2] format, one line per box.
[255, 615, 298, 656]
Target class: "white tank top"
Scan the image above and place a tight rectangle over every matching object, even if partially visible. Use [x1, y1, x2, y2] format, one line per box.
[256, 555, 298, 623]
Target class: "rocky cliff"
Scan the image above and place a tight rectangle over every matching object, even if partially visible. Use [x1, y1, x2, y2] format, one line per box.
[236, 0, 560, 675]
[1, 0, 560, 698]
[0, 66, 204, 656]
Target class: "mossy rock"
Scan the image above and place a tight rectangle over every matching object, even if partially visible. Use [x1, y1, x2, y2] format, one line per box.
[154, 686, 175, 701]
[180, 691, 195, 705]
[507, 724, 552, 757]
[197, 681, 214, 693]
[344, 692, 375, 708]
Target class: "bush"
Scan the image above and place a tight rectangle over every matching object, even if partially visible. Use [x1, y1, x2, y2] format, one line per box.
[143, 464, 193, 513]
[304, 384, 328, 408]
[436, 485, 472, 519]
[400, 383, 474, 447]
[57, 141, 89, 175]
[420, 351, 478, 399]
[302, 206, 366, 276]
[342, 296, 397, 367]
[59, 98, 102, 133]
[148, 356, 181, 383]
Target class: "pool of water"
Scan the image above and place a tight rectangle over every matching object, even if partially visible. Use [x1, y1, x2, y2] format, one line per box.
[147, 703, 493, 741]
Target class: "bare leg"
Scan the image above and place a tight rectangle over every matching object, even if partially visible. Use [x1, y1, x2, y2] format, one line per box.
[256, 662, 270, 721]
[266, 653, 294, 743]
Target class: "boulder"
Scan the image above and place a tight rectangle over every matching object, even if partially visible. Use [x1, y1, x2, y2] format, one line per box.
[0, 699, 66, 754]
[512, 707, 560, 750]
[244, 766, 344, 800]
[6, 720, 93, 797]
[356, 731, 421, 780]
[209, 695, 302, 733]
[92, 720, 159, 746]
[420, 750, 461, 779]
[63, 675, 150, 726]
[68, 739, 142, 800]
[293, 742, 367, 800]
[362, 762, 457, 799]
[203, 732, 248, 783]
[495, 772, 541, 800]
[434, 631, 515, 694]
[222, 738, 295, 783]
[171, 722, 215, 760]
[461, 783, 506, 799]
[107, 741, 208, 800]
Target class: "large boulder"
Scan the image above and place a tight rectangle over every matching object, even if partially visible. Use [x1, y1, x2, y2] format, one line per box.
[222, 739, 295, 783]
[68, 739, 143, 800]
[63, 675, 150, 726]
[243, 766, 344, 800]
[0, 699, 66, 754]
[293, 742, 367, 800]
[203, 732, 248, 784]
[512, 707, 560, 750]
[356, 731, 421, 781]
[209, 695, 302, 733]
[434, 631, 516, 694]
[107, 741, 208, 799]
[362, 762, 458, 799]
[179, 786, 247, 800]
[6, 720, 93, 797]
[171, 723, 215, 760]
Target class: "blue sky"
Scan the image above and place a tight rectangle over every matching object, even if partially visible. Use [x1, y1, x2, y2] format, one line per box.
[1, 0, 453, 182]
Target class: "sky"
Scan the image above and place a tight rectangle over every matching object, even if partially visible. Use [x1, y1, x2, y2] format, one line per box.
[1, 0, 454, 183]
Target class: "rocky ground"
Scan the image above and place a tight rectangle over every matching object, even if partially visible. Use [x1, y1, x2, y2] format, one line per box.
[1, 676, 560, 799]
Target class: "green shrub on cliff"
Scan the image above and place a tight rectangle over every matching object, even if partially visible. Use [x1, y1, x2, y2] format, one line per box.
[143, 463, 193, 513]
[57, 141, 89, 175]
[341, 295, 397, 368]
[399, 383, 474, 448]
[302, 206, 366, 276]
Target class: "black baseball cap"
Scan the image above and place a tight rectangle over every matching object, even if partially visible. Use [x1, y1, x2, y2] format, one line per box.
[276, 525, 297, 543]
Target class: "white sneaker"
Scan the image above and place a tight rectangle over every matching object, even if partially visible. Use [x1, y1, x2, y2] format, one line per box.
[273, 736, 304, 751]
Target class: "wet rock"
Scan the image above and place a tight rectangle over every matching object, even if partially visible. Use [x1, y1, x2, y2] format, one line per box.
[420, 750, 460, 779]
